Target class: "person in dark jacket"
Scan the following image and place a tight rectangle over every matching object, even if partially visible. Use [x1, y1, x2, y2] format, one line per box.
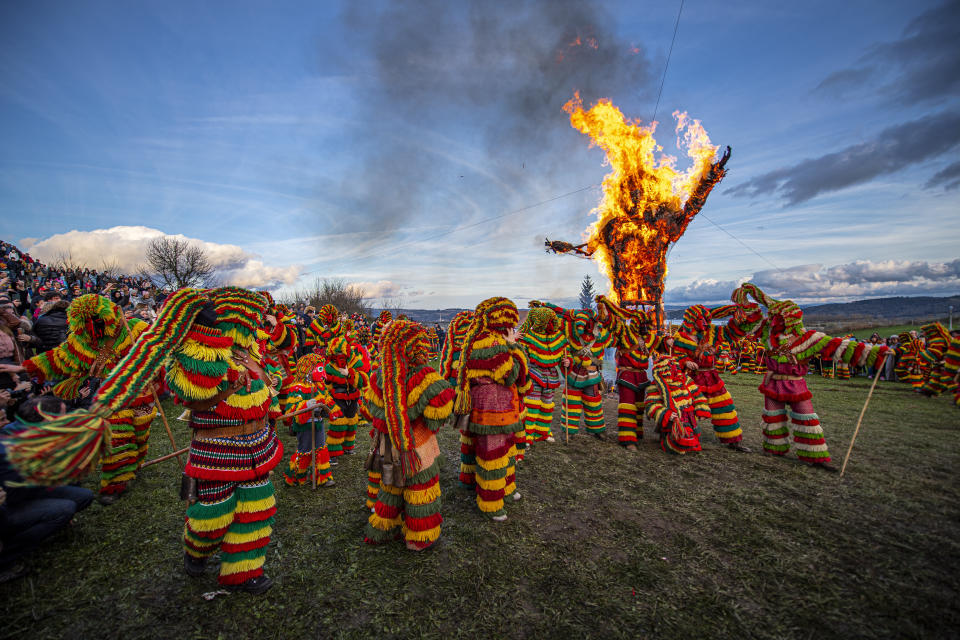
[32, 299, 70, 352]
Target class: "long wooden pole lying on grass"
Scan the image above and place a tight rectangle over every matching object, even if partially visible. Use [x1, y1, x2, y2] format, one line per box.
[839, 364, 884, 477]
[142, 446, 190, 468]
[118, 313, 183, 469]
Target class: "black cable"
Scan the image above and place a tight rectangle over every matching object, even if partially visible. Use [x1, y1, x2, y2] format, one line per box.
[651, 0, 685, 124]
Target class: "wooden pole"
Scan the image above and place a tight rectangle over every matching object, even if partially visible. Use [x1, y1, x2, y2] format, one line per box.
[118, 312, 182, 468]
[142, 446, 190, 469]
[563, 374, 570, 445]
[839, 364, 884, 477]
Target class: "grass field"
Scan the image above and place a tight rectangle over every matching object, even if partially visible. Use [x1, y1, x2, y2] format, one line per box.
[2, 373, 959, 639]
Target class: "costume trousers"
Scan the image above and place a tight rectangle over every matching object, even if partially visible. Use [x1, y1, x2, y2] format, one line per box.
[327, 400, 359, 457]
[563, 386, 604, 434]
[473, 432, 516, 518]
[283, 426, 332, 486]
[100, 405, 157, 495]
[761, 396, 830, 464]
[183, 476, 276, 585]
[522, 384, 555, 443]
[365, 461, 442, 550]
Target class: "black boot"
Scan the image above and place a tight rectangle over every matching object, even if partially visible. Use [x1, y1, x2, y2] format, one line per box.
[727, 442, 751, 453]
[226, 574, 274, 594]
[184, 553, 207, 577]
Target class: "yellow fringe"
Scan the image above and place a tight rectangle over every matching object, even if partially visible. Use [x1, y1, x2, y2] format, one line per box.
[167, 366, 220, 400]
[404, 482, 441, 505]
[403, 524, 441, 543]
[477, 497, 504, 512]
[476, 455, 509, 471]
[423, 399, 454, 421]
[224, 385, 270, 409]
[189, 511, 236, 533]
[179, 339, 231, 363]
[476, 476, 507, 491]
[220, 556, 266, 576]
[234, 495, 276, 515]
[223, 524, 272, 545]
[369, 512, 402, 530]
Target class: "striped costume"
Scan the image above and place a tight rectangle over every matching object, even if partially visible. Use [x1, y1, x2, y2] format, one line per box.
[544, 302, 612, 437]
[22, 294, 157, 498]
[672, 304, 761, 449]
[731, 284, 890, 467]
[363, 321, 454, 550]
[280, 354, 340, 488]
[454, 298, 530, 520]
[644, 355, 711, 454]
[324, 334, 369, 458]
[519, 306, 566, 450]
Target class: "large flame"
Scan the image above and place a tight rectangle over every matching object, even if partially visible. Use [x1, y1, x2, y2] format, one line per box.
[562, 93, 724, 314]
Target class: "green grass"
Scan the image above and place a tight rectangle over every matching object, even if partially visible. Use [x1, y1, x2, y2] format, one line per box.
[2, 374, 959, 639]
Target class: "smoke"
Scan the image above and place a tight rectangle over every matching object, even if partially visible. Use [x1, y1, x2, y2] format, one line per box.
[333, 0, 656, 234]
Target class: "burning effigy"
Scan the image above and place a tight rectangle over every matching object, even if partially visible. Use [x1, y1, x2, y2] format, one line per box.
[546, 93, 730, 326]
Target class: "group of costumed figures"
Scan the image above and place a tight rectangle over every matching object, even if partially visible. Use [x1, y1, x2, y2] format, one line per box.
[4, 283, 959, 594]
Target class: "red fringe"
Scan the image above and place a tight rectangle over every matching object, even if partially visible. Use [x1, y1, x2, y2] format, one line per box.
[221, 537, 271, 554]
[404, 512, 443, 532]
[217, 568, 263, 585]
[793, 435, 825, 445]
[234, 505, 277, 523]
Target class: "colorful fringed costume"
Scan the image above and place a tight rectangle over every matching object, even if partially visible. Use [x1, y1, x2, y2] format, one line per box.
[305, 304, 342, 355]
[363, 321, 454, 550]
[369, 310, 393, 367]
[22, 294, 158, 497]
[454, 298, 530, 520]
[940, 332, 960, 408]
[671, 303, 762, 449]
[595, 297, 660, 448]
[731, 284, 890, 467]
[325, 333, 369, 458]
[917, 323, 954, 396]
[545, 303, 613, 436]
[6, 287, 284, 593]
[644, 354, 711, 454]
[438, 311, 476, 487]
[280, 354, 340, 487]
[519, 306, 566, 447]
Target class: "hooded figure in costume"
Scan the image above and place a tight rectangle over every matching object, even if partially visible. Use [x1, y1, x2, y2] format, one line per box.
[304, 304, 341, 355]
[454, 297, 530, 521]
[519, 305, 567, 447]
[363, 320, 454, 550]
[280, 353, 341, 488]
[670, 303, 762, 452]
[7, 287, 285, 594]
[553, 303, 613, 438]
[438, 310, 477, 487]
[940, 331, 960, 408]
[21, 294, 158, 500]
[644, 354, 711, 454]
[730, 284, 891, 469]
[324, 332, 369, 458]
[595, 297, 663, 450]
[369, 310, 393, 367]
[914, 323, 955, 396]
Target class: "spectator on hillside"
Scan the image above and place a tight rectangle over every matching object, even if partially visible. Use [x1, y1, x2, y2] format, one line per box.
[0, 395, 95, 583]
[33, 298, 69, 352]
[883, 335, 899, 381]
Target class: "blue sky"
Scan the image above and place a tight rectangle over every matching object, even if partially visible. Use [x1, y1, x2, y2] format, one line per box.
[1, 0, 957, 308]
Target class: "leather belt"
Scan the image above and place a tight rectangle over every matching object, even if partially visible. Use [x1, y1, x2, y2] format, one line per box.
[618, 367, 646, 373]
[770, 374, 803, 381]
[194, 419, 266, 440]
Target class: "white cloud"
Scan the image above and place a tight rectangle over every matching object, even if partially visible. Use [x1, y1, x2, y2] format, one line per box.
[665, 259, 960, 305]
[25, 225, 302, 289]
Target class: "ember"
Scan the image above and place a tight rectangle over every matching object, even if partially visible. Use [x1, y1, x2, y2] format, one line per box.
[547, 93, 730, 327]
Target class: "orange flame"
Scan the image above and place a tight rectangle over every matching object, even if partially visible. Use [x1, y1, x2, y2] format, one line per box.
[562, 93, 720, 310]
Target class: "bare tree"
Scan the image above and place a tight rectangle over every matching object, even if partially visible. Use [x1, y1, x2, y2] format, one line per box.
[140, 236, 215, 290]
[281, 277, 371, 317]
[52, 250, 84, 272]
[99, 258, 122, 280]
[378, 293, 407, 318]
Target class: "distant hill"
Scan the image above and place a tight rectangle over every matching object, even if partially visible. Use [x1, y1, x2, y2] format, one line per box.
[378, 295, 959, 332]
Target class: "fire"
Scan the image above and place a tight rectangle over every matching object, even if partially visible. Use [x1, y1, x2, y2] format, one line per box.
[550, 93, 730, 324]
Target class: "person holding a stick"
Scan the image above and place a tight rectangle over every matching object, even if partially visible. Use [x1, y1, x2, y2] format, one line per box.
[730, 284, 891, 471]
[280, 354, 340, 489]
[518, 305, 566, 449]
[16, 294, 159, 503]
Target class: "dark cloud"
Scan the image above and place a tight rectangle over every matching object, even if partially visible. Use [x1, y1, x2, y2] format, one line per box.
[926, 160, 960, 191]
[331, 0, 656, 234]
[726, 111, 960, 204]
[666, 259, 960, 304]
[814, 0, 960, 106]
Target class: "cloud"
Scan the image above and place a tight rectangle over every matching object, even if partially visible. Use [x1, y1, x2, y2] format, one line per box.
[665, 259, 960, 304]
[926, 160, 960, 191]
[814, 0, 960, 106]
[25, 225, 301, 289]
[726, 111, 960, 204]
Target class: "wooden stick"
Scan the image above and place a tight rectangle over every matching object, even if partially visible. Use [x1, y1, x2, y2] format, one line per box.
[839, 365, 884, 477]
[142, 446, 190, 468]
[310, 415, 317, 490]
[563, 373, 570, 445]
[118, 312, 182, 468]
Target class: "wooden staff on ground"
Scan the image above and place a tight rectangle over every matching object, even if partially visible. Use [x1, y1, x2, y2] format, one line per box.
[839, 364, 884, 477]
